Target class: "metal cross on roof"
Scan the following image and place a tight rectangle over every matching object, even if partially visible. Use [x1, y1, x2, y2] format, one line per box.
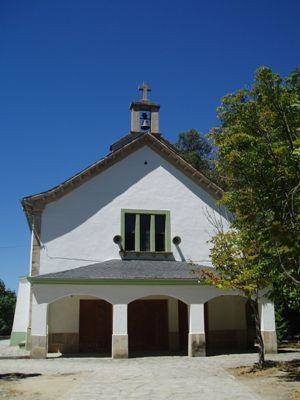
[138, 82, 151, 101]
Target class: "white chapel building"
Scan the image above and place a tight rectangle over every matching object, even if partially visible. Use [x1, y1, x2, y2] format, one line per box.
[11, 85, 277, 358]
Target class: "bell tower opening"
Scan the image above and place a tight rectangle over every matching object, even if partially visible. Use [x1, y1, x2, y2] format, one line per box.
[130, 83, 160, 134]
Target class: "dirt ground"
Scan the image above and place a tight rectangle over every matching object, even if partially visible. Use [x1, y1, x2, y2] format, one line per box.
[229, 358, 300, 400]
[0, 372, 87, 400]
[0, 348, 299, 400]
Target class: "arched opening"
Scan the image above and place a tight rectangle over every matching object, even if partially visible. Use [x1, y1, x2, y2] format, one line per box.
[205, 295, 256, 355]
[128, 295, 188, 356]
[47, 295, 112, 356]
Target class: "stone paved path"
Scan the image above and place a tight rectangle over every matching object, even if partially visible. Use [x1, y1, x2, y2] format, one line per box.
[1, 351, 299, 400]
[66, 357, 261, 400]
[0, 339, 29, 358]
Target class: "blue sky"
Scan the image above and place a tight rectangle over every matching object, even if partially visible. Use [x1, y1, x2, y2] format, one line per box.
[0, 0, 299, 291]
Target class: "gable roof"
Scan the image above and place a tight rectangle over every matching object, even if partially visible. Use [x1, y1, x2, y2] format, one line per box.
[22, 132, 223, 228]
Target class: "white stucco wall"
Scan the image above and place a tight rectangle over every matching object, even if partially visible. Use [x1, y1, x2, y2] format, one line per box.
[11, 278, 30, 333]
[113, 304, 127, 335]
[47, 295, 99, 333]
[39, 145, 229, 274]
[189, 303, 205, 334]
[48, 296, 79, 333]
[259, 300, 276, 331]
[32, 283, 240, 306]
[31, 284, 276, 337]
[46, 293, 250, 335]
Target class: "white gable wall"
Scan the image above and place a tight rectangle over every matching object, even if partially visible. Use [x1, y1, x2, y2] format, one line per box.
[39, 145, 229, 274]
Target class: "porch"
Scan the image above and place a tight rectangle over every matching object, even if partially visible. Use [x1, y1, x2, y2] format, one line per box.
[28, 283, 277, 359]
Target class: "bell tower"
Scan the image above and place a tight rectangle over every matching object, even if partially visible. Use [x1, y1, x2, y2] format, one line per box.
[130, 83, 160, 134]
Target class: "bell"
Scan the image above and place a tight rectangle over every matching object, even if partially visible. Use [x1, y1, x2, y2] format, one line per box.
[141, 113, 150, 131]
[141, 119, 150, 131]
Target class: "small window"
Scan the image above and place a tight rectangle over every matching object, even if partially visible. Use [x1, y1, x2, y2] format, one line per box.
[122, 210, 170, 253]
[124, 213, 135, 251]
[140, 214, 151, 251]
[155, 214, 166, 251]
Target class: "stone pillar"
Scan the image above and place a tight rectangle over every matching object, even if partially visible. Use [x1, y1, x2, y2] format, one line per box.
[130, 109, 140, 132]
[150, 111, 159, 133]
[188, 304, 206, 357]
[259, 300, 277, 354]
[30, 297, 48, 359]
[112, 304, 128, 359]
[168, 298, 179, 351]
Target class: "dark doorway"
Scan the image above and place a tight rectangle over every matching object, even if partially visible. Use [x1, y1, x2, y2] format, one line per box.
[79, 299, 112, 354]
[178, 300, 188, 354]
[128, 299, 168, 354]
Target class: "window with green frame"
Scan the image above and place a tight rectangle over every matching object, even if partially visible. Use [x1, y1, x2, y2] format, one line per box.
[121, 209, 171, 252]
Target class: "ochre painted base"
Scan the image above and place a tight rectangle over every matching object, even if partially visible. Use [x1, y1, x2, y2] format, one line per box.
[112, 334, 128, 358]
[262, 330, 277, 354]
[30, 335, 47, 359]
[48, 333, 79, 353]
[207, 329, 248, 351]
[188, 333, 206, 357]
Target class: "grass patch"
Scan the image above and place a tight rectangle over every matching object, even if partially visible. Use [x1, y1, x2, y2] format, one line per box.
[279, 343, 300, 350]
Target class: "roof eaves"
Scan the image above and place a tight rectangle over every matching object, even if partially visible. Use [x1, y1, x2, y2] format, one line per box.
[27, 277, 199, 285]
[22, 133, 147, 206]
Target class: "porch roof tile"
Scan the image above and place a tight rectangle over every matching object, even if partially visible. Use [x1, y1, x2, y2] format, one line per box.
[32, 259, 211, 281]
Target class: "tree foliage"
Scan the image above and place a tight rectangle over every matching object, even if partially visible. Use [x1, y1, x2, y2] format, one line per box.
[196, 227, 269, 367]
[0, 280, 16, 336]
[209, 67, 300, 308]
[175, 129, 218, 183]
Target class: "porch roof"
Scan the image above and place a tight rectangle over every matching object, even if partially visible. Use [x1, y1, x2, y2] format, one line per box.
[29, 259, 212, 283]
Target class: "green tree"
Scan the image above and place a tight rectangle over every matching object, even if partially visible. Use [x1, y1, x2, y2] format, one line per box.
[175, 129, 218, 182]
[209, 67, 300, 308]
[195, 228, 269, 368]
[0, 280, 16, 336]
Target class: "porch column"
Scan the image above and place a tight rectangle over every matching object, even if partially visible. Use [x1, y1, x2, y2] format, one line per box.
[30, 297, 48, 359]
[112, 304, 128, 359]
[168, 298, 179, 351]
[259, 300, 277, 354]
[188, 303, 206, 357]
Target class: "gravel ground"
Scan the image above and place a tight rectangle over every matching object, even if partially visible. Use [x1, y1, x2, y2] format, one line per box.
[0, 340, 29, 359]
[0, 340, 299, 400]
